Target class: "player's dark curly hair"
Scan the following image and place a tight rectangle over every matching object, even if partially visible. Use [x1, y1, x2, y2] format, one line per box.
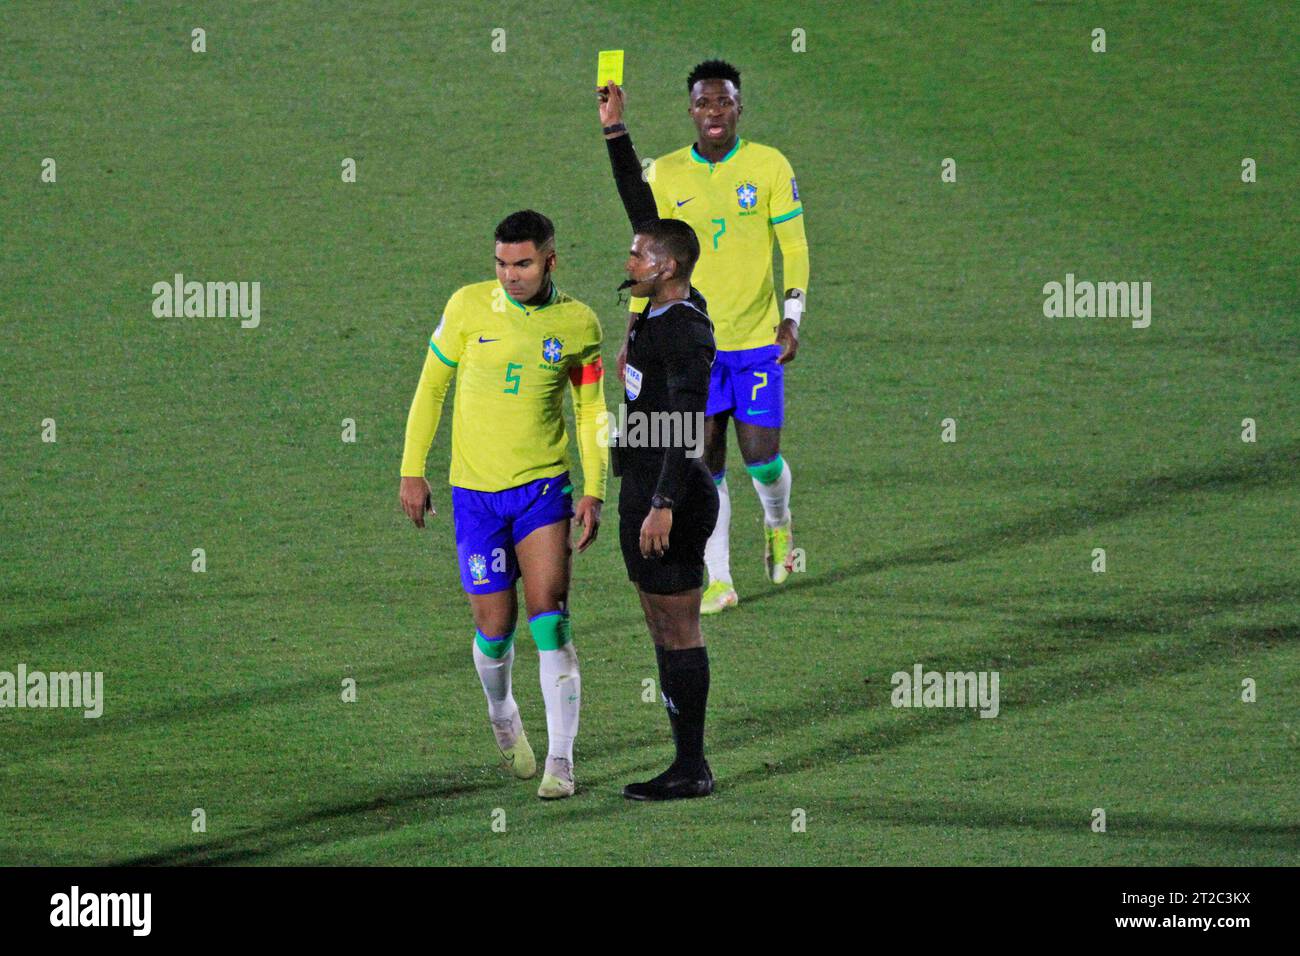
[494, 209, 555, 250]
[639, 218, 700, 277]
[687, 59, 741, 92]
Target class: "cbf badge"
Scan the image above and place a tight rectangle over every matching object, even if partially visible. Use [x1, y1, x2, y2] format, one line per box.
[468, 553, 489, 586]
[542, 336, 563, 363]
[735, 181, 759, 212]
[625, 363, 643, 400]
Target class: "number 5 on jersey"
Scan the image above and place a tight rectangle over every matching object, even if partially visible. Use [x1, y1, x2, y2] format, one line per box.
[504, 362, 522, 394]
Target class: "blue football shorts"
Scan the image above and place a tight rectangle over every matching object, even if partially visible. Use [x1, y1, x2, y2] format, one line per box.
[450, 472, 573, 594]
[705, 344, 785, 427]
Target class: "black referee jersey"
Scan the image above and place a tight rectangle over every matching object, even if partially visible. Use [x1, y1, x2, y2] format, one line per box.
[617, 289, 719, 593]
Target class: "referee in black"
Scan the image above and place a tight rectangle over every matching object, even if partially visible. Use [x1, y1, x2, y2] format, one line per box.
[599, 81, 719, 800]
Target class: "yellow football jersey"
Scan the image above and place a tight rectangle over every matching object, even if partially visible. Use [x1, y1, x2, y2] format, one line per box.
[644, 139, 805, 351]
[400, 279, 608, 497]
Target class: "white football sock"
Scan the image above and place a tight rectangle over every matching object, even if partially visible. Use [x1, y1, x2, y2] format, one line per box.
[538, 643, 580, 762]
[704, 474, 733, 584]
[472, 639, 517, 724]
[753, 458, 792, 527]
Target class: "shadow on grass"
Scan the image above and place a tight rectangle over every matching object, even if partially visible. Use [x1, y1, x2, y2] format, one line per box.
[829, 797, 1300, 847]
[715, 616, 1297, 789]
[0, 652, 458, 761]
[743, 440, 1300, 607]
[116, 770, 516, 866]
[113, 609, 1296, 865]
[688, 582, 1298, 763]
[0, 590, 174, 645]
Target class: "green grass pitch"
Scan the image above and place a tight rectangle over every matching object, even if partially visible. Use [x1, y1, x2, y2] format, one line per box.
[1, 1, 1296, 866]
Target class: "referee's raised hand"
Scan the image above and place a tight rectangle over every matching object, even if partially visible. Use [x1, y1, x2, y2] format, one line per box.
[597, 82, 626, 130]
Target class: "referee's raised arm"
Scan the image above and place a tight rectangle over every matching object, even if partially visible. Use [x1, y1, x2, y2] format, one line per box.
[597, 82, 657, 231]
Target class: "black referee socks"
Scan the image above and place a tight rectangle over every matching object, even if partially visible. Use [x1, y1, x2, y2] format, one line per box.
[661, 646, 710, 771]
[654, 644, 679, 745]
[624, 646, 714, 801]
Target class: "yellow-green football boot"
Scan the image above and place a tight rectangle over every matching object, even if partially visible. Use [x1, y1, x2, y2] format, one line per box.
[490, 713, 536, 779]
[537, 756, 575, 799]
[764, 517, 795, 585]
[701, 579, 739, 615]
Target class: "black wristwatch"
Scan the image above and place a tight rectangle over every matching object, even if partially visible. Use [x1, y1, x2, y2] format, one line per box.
[650, 494, 674, 511]
[602, 122, 627, 135]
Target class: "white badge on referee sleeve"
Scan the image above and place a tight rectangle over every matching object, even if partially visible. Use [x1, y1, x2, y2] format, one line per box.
[625, 363, 643, 400]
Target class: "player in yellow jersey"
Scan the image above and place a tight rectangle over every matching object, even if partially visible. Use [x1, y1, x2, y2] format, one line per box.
[399, 211, 608, 800]
[600, 61, 810, 614]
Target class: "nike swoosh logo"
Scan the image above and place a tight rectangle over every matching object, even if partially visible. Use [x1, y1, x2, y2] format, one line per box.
[746, 407, 771, 416]
[675, 198, 694, 207]
[478, 336, 499, 343]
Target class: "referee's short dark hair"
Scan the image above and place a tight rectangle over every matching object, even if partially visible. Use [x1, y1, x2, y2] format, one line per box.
[639, 219, 700, 279]
[687, 59, 741, 91]
[495, 210, 555, 250]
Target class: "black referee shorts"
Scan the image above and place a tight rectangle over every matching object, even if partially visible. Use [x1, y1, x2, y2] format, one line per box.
[618, 468, 719, 596]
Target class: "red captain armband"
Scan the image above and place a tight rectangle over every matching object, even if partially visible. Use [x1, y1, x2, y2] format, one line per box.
[569, 356, 604, 386]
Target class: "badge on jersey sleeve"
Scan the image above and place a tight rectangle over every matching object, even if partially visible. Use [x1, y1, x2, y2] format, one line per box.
[625, 363, 643, 400]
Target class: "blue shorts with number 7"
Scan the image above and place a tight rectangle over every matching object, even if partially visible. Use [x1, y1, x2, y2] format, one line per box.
[451, 472, 573, 594]
[705, 344, 784, 427]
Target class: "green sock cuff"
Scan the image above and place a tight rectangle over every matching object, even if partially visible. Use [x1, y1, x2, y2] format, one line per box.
[474, 628, 515, 659]
[528, 611, 571, 651]
[745, 454, 785, 485]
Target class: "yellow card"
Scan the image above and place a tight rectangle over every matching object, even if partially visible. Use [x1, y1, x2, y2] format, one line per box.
[597, 50, 624, 87]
